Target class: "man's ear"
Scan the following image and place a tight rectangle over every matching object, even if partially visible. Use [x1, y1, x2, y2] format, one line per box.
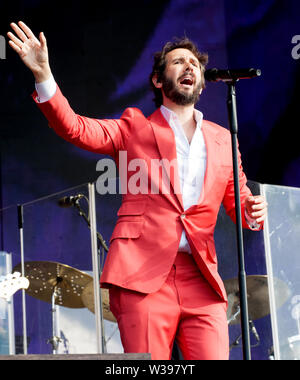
[152, 74, 162, 89]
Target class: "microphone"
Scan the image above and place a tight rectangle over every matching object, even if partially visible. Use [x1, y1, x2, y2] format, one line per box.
[249, 320, 260, 342]
[58, 194, 84, 207]
[204, 68, 261, 82]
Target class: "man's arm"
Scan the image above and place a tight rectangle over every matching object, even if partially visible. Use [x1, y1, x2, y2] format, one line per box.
[7, 21, 132, 157]
[222, 147, 267, 229]
[31, 84, 132, 156]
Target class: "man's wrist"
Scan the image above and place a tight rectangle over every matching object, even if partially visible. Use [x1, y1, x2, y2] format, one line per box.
[33, 65, 52, 83]
[35, 74, 56, 103]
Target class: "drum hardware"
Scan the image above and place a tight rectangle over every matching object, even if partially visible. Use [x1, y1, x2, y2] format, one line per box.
[268, 346, 275, 360]
[10, 192, 110, 354]
[81, 280, 116, 322]
[46, 285, 62, 353]
[60, 192, 108, 353]
[60, 331, 70, 354]
[13, 261, 93, 308]
[227, 302, 240, 325]
[225, 275, 291, 354]
[13, 260, 116, 353]
[225, 275, 291, 325]
[230, 334, 242, 351]
[13, 261, 93, 353]
[229, 319, 260, 351]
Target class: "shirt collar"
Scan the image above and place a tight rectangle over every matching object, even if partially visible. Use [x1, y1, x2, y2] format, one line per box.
[160, 105, 203, 128]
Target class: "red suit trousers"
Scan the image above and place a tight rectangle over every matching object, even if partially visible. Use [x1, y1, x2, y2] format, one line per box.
[109, 252, 229, 360]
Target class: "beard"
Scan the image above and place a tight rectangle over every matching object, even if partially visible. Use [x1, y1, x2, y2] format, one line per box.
[161, 73, 202, 106]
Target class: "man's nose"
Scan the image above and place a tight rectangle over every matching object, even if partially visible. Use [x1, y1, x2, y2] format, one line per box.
[184, 61, 193, 72]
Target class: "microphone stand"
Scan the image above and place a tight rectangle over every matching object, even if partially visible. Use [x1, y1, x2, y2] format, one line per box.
[73, 197, 109, 253]
[72, 197, 108, 353]
[226, 80, 251, 360]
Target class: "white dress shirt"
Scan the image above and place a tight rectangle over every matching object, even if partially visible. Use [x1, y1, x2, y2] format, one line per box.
[160, 105, 206, 252]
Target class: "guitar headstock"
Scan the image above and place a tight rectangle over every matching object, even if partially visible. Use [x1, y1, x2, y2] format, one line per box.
[0, 272, 30, 300]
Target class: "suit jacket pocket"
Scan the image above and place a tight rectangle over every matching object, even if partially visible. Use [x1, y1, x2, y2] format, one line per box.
[109, 220, 144, 243]
[110, 199, 147, 242]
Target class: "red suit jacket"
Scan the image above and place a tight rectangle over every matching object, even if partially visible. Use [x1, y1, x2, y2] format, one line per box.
[33, 86, 254, 302]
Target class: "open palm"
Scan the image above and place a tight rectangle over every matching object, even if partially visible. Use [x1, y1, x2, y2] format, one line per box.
[7, 21, 51, 81]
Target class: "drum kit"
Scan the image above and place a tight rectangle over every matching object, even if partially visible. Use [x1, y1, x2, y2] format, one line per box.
[224, 275, 291, 356]
[10, 260, 293, 358]
[12, 260, 116, 353]
[225, 275, 290, 325]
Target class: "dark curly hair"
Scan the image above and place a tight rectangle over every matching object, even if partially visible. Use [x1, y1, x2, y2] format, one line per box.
[149, 37, 208, 108]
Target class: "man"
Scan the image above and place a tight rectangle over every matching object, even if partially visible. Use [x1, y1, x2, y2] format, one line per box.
[8, 21, 267, 360]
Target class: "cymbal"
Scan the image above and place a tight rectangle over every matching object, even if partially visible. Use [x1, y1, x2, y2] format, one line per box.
[81, 281, 116, 323]
[13, 261, 93, 308]
[224, 275, 291, 325]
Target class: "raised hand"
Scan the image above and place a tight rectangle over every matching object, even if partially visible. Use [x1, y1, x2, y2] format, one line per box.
[7, 21, 52, 83]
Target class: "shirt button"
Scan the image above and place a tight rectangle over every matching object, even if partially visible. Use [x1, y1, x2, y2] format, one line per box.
[181, 214, 186, 219]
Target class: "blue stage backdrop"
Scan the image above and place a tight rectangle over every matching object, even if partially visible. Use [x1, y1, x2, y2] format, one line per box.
[0, 0, 299, 359]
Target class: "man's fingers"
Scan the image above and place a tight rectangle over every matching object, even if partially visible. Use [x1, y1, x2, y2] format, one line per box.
[10, 22, 28, 42]
[247, 195, 263, 205]
[253, 195, 265, 203]
[17, 21, 36, 40]
[8, 40, 22, 54]
[246, 194, 268, 224]
[7, 31, 23, 49]
[252, 201, 268, 211]
[10, 21, 41, 47]
[247, 195, 268, 210]
[256, 214, 267, 223]
[251, 208, 267, 218]
[39, 32, 47, 49]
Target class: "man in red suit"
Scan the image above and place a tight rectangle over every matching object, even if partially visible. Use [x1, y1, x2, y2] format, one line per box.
[8, 21, 267, 360]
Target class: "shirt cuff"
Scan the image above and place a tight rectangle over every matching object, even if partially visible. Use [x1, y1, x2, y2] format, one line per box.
[35, 75, 57, 103]
[245, 208, 261, 231]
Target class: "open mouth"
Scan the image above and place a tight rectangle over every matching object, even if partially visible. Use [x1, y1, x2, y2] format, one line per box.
[179, 76, 194, 87]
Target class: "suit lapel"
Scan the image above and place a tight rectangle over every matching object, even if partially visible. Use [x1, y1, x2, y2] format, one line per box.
[148, 109, 184, 209]
[148, 111, 226, 209]
[198, 120, 224, 205]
